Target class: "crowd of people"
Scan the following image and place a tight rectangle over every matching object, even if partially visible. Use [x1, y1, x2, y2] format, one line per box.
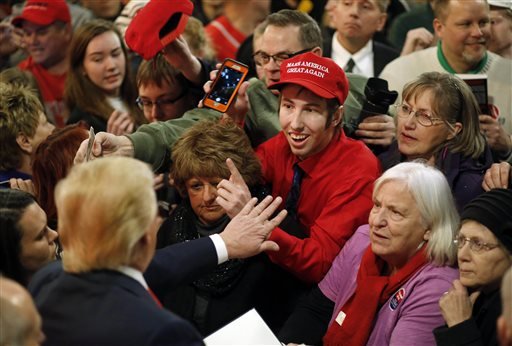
[0, 0, 511, 345]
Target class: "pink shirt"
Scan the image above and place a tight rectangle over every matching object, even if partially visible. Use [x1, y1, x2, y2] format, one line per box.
[319, 225, 459, 345]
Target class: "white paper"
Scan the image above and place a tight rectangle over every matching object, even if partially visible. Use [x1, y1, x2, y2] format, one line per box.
[204, 309, 282, 345]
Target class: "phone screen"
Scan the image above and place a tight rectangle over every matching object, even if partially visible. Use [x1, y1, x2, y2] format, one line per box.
[206, 67, 244, 105]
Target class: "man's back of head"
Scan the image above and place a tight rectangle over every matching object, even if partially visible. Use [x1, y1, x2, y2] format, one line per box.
[0, 276, 44, 346]
[55, 157, 157, 274]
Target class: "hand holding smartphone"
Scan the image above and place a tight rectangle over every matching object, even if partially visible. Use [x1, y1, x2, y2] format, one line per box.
[203, 59, 249, 113]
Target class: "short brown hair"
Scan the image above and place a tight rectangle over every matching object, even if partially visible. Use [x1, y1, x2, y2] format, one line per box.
[0, 83, 44, 170]
[266, 9, 322, 50]
[171, 120, 262, 195]
[136, 54, 183, 89]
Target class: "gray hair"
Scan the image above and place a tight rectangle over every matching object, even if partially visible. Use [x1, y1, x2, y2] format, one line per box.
[373, 161, 459, 266]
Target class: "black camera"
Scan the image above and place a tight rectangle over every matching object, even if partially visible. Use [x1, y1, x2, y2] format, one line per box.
[359, 77, 398, 122]
[343, 77, 398, 139]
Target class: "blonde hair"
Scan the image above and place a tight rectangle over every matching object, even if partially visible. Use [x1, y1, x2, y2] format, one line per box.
[0, 82, 44, 170]
[56, 157, 156, 272]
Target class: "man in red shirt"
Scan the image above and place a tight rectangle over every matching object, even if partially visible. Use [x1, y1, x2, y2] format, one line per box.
[13, 0, 72, 127]
[217, 52, 381, 283]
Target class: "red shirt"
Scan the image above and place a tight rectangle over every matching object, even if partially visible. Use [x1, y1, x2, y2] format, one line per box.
[205, 15, 246, 61]
[256, 131, 381, 283]
[19, 57, 68, 127]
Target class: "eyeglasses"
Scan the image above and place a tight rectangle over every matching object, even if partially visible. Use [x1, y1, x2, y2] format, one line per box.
[453, 234, 500, 253]
[394, 103, 454, 128]
[136, 88, 187, 113]
[252, 48, 313, 66]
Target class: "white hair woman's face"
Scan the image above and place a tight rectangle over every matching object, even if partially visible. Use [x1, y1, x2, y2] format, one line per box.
[369, 180, 431, 274]
[457, 220, 512, 291]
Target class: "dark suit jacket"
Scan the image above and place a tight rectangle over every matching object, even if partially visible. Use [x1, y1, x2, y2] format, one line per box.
[29, 237, 218, 345]
[323, 30, 399, 77]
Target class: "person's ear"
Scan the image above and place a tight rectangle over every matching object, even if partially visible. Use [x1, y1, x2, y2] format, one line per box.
[423, 229, 432, 241]
[376, 13, 387, 32]
[16, 133, 33, 154]
[311, 46, 323, 57]
[331, 105, 344, 128]
[433, 18, 444, 38]
[447, 122, 462, 140]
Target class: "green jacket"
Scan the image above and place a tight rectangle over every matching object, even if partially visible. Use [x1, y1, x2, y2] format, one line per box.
[129, 74, 369, 172]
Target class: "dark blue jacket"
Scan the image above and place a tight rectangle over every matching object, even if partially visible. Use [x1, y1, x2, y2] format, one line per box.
[29, 237, 218, 345]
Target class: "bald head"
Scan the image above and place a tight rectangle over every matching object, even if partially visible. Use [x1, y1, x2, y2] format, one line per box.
[0, 277, 44, 346]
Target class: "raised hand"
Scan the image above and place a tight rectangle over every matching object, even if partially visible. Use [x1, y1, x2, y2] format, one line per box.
[355, 114, 395, 147]
[439, 279, 479, 327]
[220, 195, 287, 259]
[479, 114, 512, 154]
[216, 158, 252, 218]
[201, 65, 250, 126]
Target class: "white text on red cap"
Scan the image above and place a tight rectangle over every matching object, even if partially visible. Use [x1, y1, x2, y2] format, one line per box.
[286, 61, 330, 79]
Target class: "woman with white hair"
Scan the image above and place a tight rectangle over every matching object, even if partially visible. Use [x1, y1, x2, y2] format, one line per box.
[280, 161, 459, 346]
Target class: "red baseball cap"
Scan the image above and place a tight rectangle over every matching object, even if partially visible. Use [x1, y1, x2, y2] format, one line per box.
[269, 52, 349, 105]
[12, 0, 71, 27]
[125, 0, 194, 60]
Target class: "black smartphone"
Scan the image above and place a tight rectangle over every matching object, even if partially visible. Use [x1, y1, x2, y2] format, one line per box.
[203, 59, 249, 113]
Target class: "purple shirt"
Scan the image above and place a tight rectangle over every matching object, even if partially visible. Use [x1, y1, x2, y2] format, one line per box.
[319, 225, 459, 346]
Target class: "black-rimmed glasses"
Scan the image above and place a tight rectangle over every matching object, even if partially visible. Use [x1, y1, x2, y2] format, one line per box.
[136, 88, 187, 113]
[252, 47, 313, 66]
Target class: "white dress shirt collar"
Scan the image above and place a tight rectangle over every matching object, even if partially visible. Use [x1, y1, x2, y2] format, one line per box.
[331, 34, 375, 77]
[116, 265, 148, 289]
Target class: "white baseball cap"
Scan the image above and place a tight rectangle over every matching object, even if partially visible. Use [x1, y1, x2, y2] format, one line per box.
[488, 0, 512, 10]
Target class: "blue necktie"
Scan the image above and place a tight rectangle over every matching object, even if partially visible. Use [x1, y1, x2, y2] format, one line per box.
[285, 164, 304, 219]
